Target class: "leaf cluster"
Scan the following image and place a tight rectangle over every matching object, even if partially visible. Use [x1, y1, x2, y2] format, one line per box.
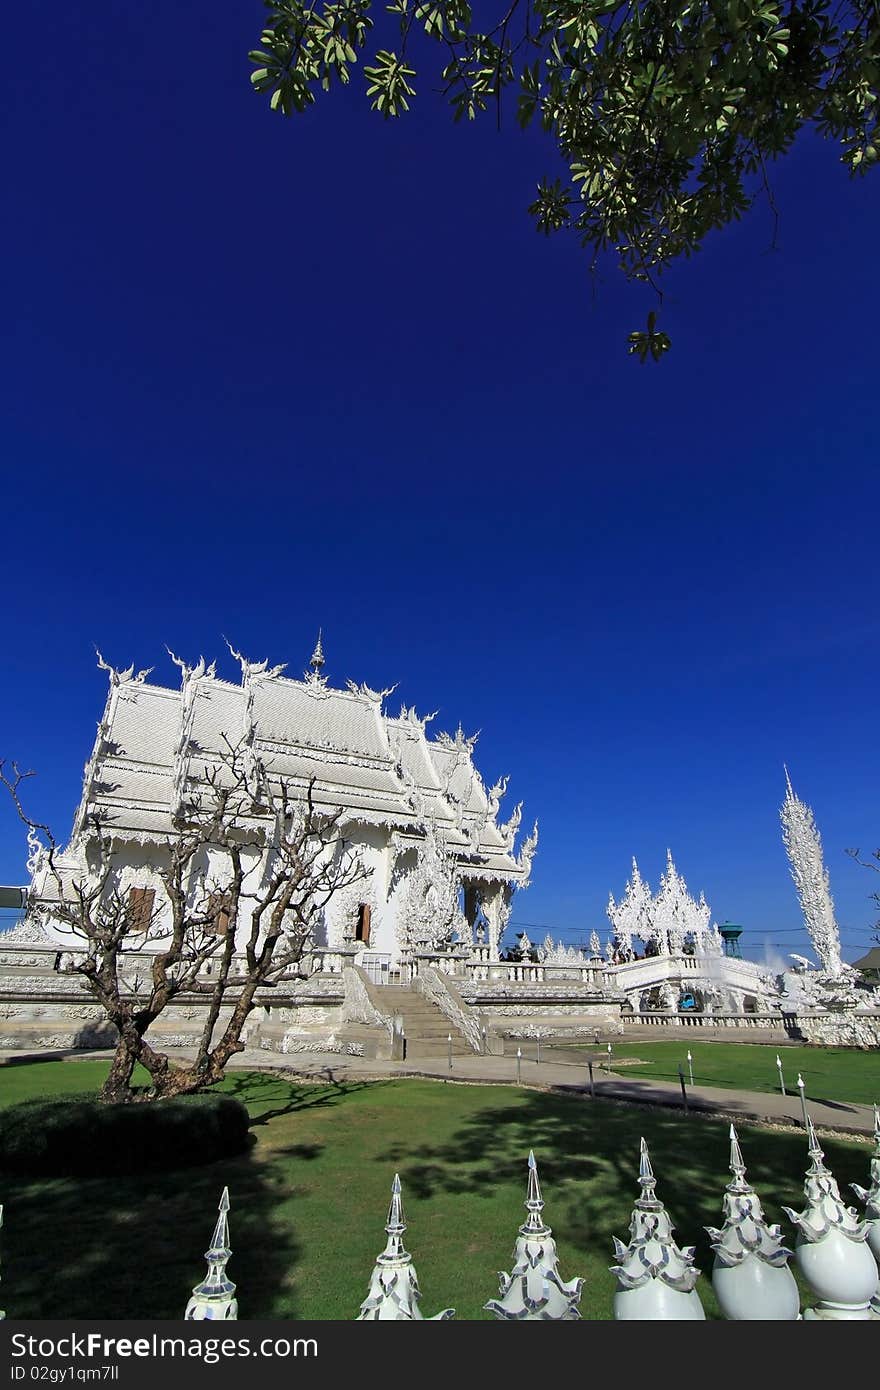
[249, 0, 879, 353]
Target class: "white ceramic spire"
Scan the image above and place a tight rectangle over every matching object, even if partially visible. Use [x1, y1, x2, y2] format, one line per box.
[357, 1175, 454, 1320]
[782, 1117, 877, 1318]
[706, 1125, 800, 1319]
[610, 1138, 705, 1319]
[485, 1151, 584, 1320]
[780, 769, 843, 976]
[185, 1187, 238, 1320]
[850, 1104, 880, 1314]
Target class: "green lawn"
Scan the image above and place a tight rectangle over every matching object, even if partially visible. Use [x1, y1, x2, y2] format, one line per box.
[0, 1060, 875, 1320]
[547, 1040, 880, 1107]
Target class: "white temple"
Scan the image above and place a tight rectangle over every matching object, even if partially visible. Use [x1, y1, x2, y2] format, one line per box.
[1, 658, 878, 1055]
[27, 640, 537, 972]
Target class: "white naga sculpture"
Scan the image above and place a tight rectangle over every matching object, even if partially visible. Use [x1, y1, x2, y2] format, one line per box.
[610, 1138, 705, 1320]
[783, 1118, 878, 1319]
[706, 1126, 800, 1321]
[780, 769, 843, 977]
[357, 1175, 454, 1320]
[185, 1188, 238, 1320]
[485, 1152, 584, 1320]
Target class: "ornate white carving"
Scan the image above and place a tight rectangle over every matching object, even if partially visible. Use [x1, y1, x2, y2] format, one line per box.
[357, 1176, 454, 1321]
[485, 1152, 583, 1320]
[783, 1119, 878, 1319]
[96, 650, 154, 686]
[345, 680, 398, 705]
[485, 775, 508, 821]
[537, 935, 586, 966]
[706, 1126, 800, 1320]
[780, 769, 843, 978]
[396, 817, 469, 951]
[515, 821, 539, 889]
[499, 801, 522, 853]
[611, 1139, 705, 1320]
[224, 640, 287, 685]
[25, 827, 45, 877]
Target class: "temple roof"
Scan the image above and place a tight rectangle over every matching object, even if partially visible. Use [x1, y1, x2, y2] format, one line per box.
[72, 653, 529, 880]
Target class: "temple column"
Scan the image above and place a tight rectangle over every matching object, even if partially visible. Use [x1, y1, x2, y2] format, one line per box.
[482, 882, 512, 961]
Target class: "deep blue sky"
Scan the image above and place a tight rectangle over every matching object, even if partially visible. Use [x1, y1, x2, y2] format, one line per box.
[2, 2, 878, 966]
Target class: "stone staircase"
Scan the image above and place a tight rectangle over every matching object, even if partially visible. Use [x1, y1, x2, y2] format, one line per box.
[374, 984, 477, 1059]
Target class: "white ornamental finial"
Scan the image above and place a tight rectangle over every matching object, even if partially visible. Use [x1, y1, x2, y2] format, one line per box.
[25, 826, 44, 877]
[357, 1176, 454, 1320]
[780, 769, 843, 977]
[484, 1151, 583, 1320]
[610, 1139, 705, 1320]
[310, 629, 325, 676]
[850, 1104, 880, 1315]
[185, 1188, 238, 1320]
[95, 648, 153, 687]
[705, 1125, 800, 1320]
[783, 1118, 878, 1319]
[516, 821, 539, 889]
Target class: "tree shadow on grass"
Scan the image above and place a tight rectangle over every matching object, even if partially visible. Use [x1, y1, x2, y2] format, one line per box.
[375, 1087, 873, 1285]
[220, 1069, 379, 1127]
[1, 1146, 301, 1319]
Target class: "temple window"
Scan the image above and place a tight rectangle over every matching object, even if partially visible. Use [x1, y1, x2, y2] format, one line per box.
[207, 892, 232, 936]
[126, 886, 155, 932]
[355, 904, 371, 944]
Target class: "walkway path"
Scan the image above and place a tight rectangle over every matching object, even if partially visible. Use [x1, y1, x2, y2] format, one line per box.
[2, 1045, 875, 1137]
[224, 1045, 879, 1138]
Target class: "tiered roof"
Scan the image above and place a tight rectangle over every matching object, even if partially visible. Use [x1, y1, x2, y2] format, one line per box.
[71, 647, 530, 880]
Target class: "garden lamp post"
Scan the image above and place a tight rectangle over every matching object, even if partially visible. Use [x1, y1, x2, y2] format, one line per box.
[447, 1034, 453, 1071]
[687, 1050, 694, 1086]
[776, 1054, 786, 1096]
[516, 1048, 522, 1084]
[797, 1074, 809, 1129]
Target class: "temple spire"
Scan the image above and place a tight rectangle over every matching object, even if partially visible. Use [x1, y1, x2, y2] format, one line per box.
[309, 630, 325, 677]
[185, 1187, 238, 1320]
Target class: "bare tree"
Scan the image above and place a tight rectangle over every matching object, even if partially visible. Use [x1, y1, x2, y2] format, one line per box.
[1, 746, 364, 1103]
[846, 847, 880, 947]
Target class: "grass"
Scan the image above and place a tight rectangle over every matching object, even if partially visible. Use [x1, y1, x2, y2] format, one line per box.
[0, 1058, 876, 1320]
[546, 1040, 880, 1107]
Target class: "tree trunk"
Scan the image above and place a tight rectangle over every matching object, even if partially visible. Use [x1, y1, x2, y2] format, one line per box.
[100, 1038, 139, 1104]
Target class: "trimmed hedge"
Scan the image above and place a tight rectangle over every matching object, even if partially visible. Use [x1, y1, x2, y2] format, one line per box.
[0, 1091, 251, 1175]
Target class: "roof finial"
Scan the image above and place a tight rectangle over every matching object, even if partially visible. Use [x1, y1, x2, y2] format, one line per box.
[185, 1187, 238, 1320]
[636, 1135, 660, 1208]
[310, 629, 325, 676]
